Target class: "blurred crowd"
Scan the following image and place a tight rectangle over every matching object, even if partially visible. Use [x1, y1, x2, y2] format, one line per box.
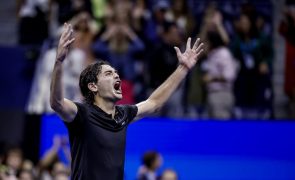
[19, 0, 295, 121]
[0, 136, 71, 180]
[0, 136, 176, 180]
[2, 1, 294, 179]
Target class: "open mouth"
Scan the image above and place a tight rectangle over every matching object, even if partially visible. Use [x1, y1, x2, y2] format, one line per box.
[113, 80, 122, 94]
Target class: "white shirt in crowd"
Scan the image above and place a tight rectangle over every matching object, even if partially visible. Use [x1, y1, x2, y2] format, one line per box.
[203, 46, 238, 92]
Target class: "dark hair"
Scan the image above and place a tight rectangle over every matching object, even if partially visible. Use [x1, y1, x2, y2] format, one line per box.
[207, 30, 225, 49]
[142, 151, 159, 169]
[79, 60, 110, 104]
[163, 20, 177, 33]
[238, 13, 259, 39]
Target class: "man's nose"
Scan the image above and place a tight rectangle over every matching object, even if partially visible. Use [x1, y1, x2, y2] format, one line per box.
[114, 73, 119, 79]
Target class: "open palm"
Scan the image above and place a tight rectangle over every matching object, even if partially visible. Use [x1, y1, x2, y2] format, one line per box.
[174, 38, 204, 70]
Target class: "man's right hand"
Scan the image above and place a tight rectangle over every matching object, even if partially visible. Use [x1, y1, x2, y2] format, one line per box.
[56, 23, 75, 62]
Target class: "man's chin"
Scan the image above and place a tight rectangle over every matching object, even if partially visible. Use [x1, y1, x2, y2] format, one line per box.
[114, 94, 123, 101]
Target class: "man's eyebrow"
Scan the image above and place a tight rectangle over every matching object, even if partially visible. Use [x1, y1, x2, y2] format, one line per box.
[104, 70, 112, 74]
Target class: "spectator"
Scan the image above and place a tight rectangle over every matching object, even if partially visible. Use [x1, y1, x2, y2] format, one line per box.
[231, 13, 270, 119]
[38, 135, 70, 180]
[148, 21, 185, 117]
[131, 0, 151, 35]
[26, 12, 97, 114]
[185, 4, 231, 119]
[51, 162, 70, 180]
[203, 31, 237, 119]
[18, 169, 35, 180]
[199, 10, 237, 119]
[169, 0, 196, 38]
[279, 0, 295, 118]
[137, 151, 163, 180]
[199, 3, 229, 47]
[17, 0, 49, 45]
[143, 0, 171, 45]
[2, 146, 24, 177]
[160, 169, 178, 180]
[93, 22, 144, 81]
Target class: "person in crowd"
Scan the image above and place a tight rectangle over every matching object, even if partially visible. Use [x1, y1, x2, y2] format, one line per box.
[231, 13, 271, 119]
[137, 151, 163, 180]
[3, 146, 24, 177]
[159, 169, 178, 180]
[169, 0, 195, 38]
[92, 21, 145, 82]
[148, 21, 185, 117]
[279, 0, 295, 118]
[199, 10, 237, 119]
[38, 135, 70, 180]
[17, 0, 49, 45]
[18, 169, 35, 180]
[143, 0, 171, 45]
[27, 11, 97, 114]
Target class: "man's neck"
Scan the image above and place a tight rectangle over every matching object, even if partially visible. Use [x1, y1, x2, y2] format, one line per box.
[93, 98, 116, 118]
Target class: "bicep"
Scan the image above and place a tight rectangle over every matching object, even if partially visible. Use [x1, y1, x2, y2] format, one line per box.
[134, 99, 157, 121]
[54, 98, 78, 123]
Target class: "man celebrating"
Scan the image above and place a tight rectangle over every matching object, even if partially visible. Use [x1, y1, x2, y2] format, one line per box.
[50, 23, 204, 180]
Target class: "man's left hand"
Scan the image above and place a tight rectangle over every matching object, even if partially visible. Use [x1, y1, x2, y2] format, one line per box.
[174, 37, 204, 70]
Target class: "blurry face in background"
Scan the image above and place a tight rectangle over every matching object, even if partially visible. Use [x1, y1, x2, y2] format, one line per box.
[113, 0, 131, 24]
[6, 150, 23, 170]
[54, 174, 69, 180]
[74, 12, 91, 32]
[21, 160, 33, 171]
[52, 162, 69, 180]
[203, 3, 219, 31]
[239, 15, 251, 34]
[173, 0, 184, 13]
[19, 171, 33, 180]
[161, 169, 178, 180]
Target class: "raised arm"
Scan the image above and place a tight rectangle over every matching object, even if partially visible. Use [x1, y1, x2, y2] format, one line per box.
[50, 23, 77, 122]
[135, 38, 204, 120]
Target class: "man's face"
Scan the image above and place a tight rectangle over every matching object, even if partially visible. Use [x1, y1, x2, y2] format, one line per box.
[239, 15, 251, 34]
[96, 65, 122, 101]
[7, 151, 22, 170]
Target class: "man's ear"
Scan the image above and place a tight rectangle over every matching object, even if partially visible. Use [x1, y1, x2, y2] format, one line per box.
[88, 82, 98, 93]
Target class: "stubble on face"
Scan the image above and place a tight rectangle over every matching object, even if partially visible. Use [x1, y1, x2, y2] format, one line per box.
[95, 65, 122, 102]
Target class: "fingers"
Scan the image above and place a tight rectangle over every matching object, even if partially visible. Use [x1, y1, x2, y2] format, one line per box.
[64, 24, 73, 40]
[192, 38, 200, 51]
[186, 37, 191, 51]
[63, 26, 74, 41]
[196, 49, 204, 57]
[61, 23, 73, 41]
[174, 46, 182, 58]
[195, 42, 204, 54]
[61, 23, 69, 39]
[63, 38, 75, 48]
